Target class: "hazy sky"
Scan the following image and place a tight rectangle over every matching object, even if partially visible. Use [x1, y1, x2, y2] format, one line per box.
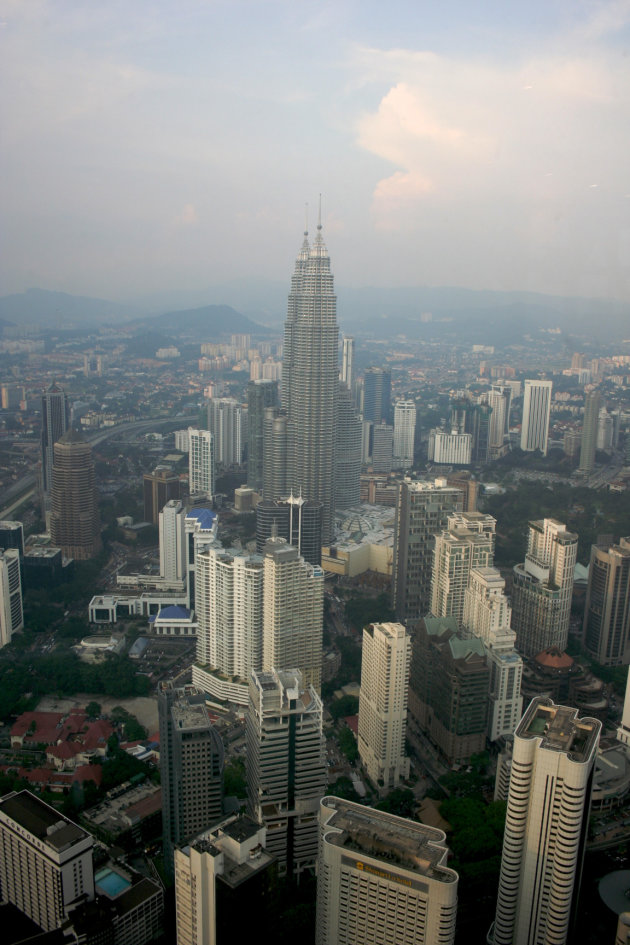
[2, 0, 630, 302]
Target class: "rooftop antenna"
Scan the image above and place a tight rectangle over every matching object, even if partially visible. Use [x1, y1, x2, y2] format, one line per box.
[304, 202, 309, 236]
[317, 193, 322, 231]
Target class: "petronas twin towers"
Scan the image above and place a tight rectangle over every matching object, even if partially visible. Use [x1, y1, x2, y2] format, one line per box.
[283, 219, 340, 544]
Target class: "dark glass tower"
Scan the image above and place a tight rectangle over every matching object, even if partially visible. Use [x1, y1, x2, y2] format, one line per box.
[247, 379, 278, 491]
[283, 218, 338, 543]
[41, 382, 70, 498]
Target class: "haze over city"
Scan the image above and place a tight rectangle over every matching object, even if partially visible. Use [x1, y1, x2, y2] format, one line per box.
[2, 0, 630, 304]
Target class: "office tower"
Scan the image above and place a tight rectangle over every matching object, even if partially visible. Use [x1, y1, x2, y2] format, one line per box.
[0, 790, 94, 932]
[316, 796, 458, 945]
[583, 537, 630, 665]
[262, 406, 287, 501]
[283, 218, 339, 543]
[408, 616, 489, 765]
[597, 406, 614, 451]
[449, 399, 491, 464]
[371, 421, 394, 472]
[393, 400, 416, 469]
[184, 507, 219, 608]
[262, 536, 324, 691]
[174, 815, 273, 945]
[358, 622, 411, 790]
[188, 427, 215, 499]
[488, 384, 512, 454]
[511, 518, 578, 657]
[255, 496, 322, 566]
[143, 466, 181, 524]
[464, 567, 523, 741]
[208, 397, 246, 467]
[430, 512, 496, 626]
[489, 698, 601, 945]
[341, 334, 355, 391]
[363, 366, 391, 422]
[159, 499, 187, 583]
[392, 478, 462, 622]
[428, 428, 472, 465]
[520, 379, 552, 455]
[0, 549, 23, 647]
[247, 379, 278, 491]
[192, 544, 264, 706]
[49, 430, 102, 560]
[40, 381, 70, 498]
[246, 668, 326, 877]
[0, 519, 25, 587]
[335, 383, 362, 508]
[445, 473, 479, 512]
[579, 389, 601, 473]
[158, 682, 224, 877]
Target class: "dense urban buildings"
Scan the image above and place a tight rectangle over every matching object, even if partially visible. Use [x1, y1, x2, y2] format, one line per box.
[358, 622, 411, 791]
[490, 698, 601, 945]
[392, 478, 462, 622]
[246, 668, 326, 877]
[0, 790, 95, 932]
[158, 682, 224, 877]
[262, 535, 324, 692]
[316, 796, 458, 945]
[511, 518, 578, 657]
[520, 379, 552, 455]
[583, 537, 630, 665]
[0, 547, 23, 647]
[49, 429, 102, 560]
[283, 221, 339, 543]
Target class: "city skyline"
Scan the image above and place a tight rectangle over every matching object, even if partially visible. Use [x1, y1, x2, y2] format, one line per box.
[2, 2, 630, 305]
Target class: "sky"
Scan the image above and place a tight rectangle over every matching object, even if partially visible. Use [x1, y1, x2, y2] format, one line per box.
[1, 0, 630, 304]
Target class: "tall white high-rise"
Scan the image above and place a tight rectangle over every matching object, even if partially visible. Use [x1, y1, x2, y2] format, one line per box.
[188, 428, 215, 498]
[520, 379, 552, 455]
[316, 796, 458, 945]
[262, 536, 324, 692]
[192, 544, 264, 706]
[358, 622, 411, 790]
[159, 499, 187, 584]
[430, 512, 496, 627]
[393, 400, 416, 469]
[463, 567, 523, 742]
[490, 698, 601, 945]
[0, 548, 23, 648]
[174, 815, 273, 945]
[283, 216, 339, 543]
[246, 668, 326, 877]
[207, 397, 246, 466]
[511, 518, 578, 657]
[488, 384, 512, 452]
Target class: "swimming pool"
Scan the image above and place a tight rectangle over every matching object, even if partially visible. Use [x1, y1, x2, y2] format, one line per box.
[95, 867, 132, 899]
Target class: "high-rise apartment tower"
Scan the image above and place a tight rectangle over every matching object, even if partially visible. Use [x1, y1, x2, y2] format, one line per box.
[579, 389, 601, 473]
[490, 697, 601, 945]
[188, 427, 215, 499]
[393, 400, 416, 469]
[583, 537, 630, 665]
[520, 379, 552, 455]
[0, 548, 23, 647]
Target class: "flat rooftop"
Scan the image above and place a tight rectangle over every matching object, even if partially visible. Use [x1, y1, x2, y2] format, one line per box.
[0, 790, 89, 852]
[321, 797, 457, 884]
[517, 698, 601, 762]
[171, 701, 211, 731]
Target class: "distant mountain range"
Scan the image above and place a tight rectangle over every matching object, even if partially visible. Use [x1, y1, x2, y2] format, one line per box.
[1, 284, 628, 344]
